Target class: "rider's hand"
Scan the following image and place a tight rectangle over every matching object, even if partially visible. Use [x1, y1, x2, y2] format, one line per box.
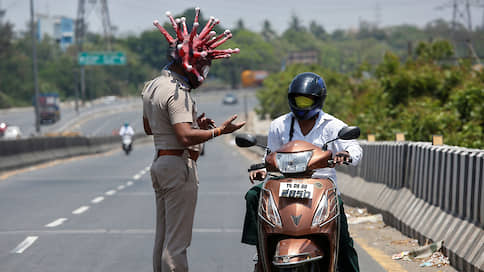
[334, 151, 351, 165]
[220, 114, 246, 134]
[197, 113, 215, 130]
[249, 169, 266, 184]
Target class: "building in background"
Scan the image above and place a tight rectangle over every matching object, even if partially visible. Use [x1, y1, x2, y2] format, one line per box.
[37, 14, 74, 51]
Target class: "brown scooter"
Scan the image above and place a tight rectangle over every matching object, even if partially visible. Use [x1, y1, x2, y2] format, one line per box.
[236, 126, 360, 272]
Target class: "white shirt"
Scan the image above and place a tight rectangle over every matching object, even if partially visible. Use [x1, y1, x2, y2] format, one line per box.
[266, 110, 362, 186]
[119, 126, 135, 136]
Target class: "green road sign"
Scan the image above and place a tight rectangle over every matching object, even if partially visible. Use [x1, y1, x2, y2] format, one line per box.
[78, 52, 127, 66]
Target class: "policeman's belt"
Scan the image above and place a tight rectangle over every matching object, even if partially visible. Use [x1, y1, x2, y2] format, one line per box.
[157, 149, 199, 162]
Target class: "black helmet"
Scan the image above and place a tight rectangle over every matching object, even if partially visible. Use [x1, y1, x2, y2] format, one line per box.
[288, 72, 327, 120]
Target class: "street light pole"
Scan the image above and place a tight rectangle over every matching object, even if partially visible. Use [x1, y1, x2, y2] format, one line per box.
[30, 0, 41, 134]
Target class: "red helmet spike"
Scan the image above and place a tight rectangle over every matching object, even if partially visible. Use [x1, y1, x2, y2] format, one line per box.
[181, 17, 188, 36]
[206, 30, 228, 46]
[154, 8, 240, 85]
[189, 22, 199, 43]
[210, 33, 232, 49]
[213, 54, 232, 59]
[198, 17, 215, 41]
[153, 20, 175, 44]
[175, 18, 184, 41]
[200, 31, 216, 46]
[194, 7, 200, 24]
[166, 12, 178, 32]
[203, 19, 220, 38]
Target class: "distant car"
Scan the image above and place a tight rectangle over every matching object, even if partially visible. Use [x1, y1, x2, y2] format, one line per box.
[3, 126, 22, 139]
[222, 93, 238, 105]
[102, 96, 117, 104]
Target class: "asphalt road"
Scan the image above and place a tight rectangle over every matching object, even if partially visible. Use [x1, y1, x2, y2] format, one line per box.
[0, 90, 386, 271]
[0, 97, 139, 137]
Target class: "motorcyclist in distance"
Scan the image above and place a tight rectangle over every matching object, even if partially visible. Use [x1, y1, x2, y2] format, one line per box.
[119, 122, 135, 137]
[242, 72, 362, 272]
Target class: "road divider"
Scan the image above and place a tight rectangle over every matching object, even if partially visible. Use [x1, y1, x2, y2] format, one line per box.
[0, 133, 151, 173]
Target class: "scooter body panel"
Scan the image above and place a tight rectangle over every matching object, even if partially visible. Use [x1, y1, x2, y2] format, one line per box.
[258, 177, 340, 271]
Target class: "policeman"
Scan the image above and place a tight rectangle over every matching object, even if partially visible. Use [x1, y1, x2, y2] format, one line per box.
[242, 72, 362, 272]
[142, 9, 244, 272]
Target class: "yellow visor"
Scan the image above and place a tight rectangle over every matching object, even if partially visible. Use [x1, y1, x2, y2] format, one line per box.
[294, 96, 315, 108]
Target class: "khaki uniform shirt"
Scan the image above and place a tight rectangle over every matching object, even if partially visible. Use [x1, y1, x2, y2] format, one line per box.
[141, 69, 200, 152]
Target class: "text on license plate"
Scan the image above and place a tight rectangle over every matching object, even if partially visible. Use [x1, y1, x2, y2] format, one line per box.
[279, 183, 314, 199]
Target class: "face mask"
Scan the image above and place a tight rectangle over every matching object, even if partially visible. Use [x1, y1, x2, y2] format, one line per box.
[294, 96, 315, 109]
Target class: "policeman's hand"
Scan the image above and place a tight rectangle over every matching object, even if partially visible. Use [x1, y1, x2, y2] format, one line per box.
[249, 169, 266, 184]
[197, 112, 215, 130]
[220, 114, 246, 134]
[334, 151, 351, 165]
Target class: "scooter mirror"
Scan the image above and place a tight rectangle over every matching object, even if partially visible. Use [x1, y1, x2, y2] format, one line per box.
[235, 134, 257, 148]
[338, 126, 361, 140]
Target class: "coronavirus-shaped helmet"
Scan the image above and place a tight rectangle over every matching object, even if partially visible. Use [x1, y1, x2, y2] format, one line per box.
[153, 7, 240, 85]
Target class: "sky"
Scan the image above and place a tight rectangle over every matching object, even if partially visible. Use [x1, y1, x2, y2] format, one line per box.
[1, 0, 483, 36]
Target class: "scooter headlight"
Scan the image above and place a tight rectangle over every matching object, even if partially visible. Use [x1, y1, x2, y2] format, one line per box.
[259, 187, 282, 228]
[275, 151, 313, 174]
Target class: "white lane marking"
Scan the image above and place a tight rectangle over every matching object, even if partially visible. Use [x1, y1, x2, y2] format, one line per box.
[145, 166, 150, 171]
[105, 190, 116, 196]
[133, 174, 141, 180]
[126, 181, 133, 186]
[45, 218, 68, 228]
[72, 206, 89, 215]
[11, 236, 38, 253]
[117, 185, 125, 190]
[91, 196, 104, 204]
[140, 170, 146, 175]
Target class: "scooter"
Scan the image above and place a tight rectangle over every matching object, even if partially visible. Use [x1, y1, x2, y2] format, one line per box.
[122, 134, 133, 155]
[236, 126, 360, 272]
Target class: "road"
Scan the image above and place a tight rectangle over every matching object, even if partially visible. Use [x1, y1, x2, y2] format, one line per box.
[0, 97, 140, 137]
[0, 90, 387, 271]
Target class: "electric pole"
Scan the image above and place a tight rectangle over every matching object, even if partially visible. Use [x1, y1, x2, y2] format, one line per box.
[75, 0, 113, 105]
[100, 0, 112, 50]
[0, 0, 5, 24]
[75, 0, 86, 105]
[441, 0, 481, 64]
[30, 0, 41, 134]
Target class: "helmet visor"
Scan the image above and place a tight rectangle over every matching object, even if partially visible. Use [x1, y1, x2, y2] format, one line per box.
[294, 95, 315, 109]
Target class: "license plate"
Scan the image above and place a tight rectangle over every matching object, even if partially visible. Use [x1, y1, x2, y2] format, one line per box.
[279, 183, 314, 199]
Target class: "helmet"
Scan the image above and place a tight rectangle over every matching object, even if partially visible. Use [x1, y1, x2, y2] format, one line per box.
[288, 72, 327, 120]
[124, 122, 129, 127]
[154, 8, 240, 88]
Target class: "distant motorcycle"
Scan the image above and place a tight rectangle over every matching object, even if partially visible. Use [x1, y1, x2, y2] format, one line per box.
[122, 135, 133, 155]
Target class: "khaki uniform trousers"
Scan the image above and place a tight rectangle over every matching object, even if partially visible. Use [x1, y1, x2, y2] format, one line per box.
[151, 153, 198, 272]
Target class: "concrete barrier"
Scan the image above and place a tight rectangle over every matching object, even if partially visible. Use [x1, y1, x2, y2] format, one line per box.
[245, 135, 483, 271]
[336, 141, 484, 272]
[0, 133, 150, 172]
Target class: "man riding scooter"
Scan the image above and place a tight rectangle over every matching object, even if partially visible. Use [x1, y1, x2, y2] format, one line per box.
[242, 72, 362, 271]
[119, 122, 135, 155]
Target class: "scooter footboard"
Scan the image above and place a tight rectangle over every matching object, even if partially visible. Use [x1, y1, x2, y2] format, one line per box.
[272, 238, 323, 268]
